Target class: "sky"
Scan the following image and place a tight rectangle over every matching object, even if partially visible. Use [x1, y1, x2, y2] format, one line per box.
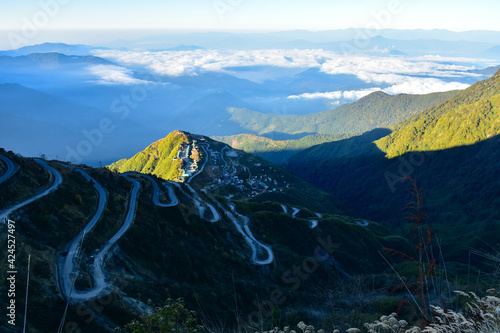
[1, 0, 500, 49]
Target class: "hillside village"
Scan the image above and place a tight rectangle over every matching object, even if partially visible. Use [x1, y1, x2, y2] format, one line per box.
[172, 136, 293, 199]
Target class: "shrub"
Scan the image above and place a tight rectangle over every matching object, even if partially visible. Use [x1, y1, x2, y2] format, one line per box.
[421, 291, 500, 333]
[119, 298, 202, 333]
[74, 193, 83, 205]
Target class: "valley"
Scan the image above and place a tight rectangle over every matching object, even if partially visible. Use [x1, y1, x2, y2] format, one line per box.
[1, 19, 500, 333]
[1, 133, 406, 332]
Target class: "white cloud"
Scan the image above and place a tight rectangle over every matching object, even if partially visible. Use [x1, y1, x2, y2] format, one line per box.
[287, 77, 470, 102]
[94, 49, 481, 85]
[93, 49, 478, 97]
[319, 55, 477, 84]
[87, 65, 149, 85]
[288, 88, 380, 101]
[383, 78, 470, 95]
[94, 49, 331, 76]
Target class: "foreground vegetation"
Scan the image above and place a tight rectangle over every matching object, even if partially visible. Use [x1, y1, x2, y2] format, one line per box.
[118, 291, 500, 333]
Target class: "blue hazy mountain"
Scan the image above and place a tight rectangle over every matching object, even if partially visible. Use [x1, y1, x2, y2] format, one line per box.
[0, 83, 162, 165]
[0, 83, 104, 130]
[0, 42, 104, 56]
[483, 45, 500, 58]
[468, 64, 500, 76]
[172, 91, 254, 136]
[270, 35, 495, 57]
[163, 45, 205, 51]
[0, 52, 112, 67]
[266, 29, 500, 44]
[0, 53, 115, 93]
[106, 29, 500, 57]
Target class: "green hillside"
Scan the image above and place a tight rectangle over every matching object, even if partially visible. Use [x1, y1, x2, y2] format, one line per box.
[212, 133, 350, 164]
[212, 91, 457, 163]
[286, 69, 500, 260]
[108, 130, 188, 180]
[376, 69, 500, 157]
[228, 90, 457, 136]
[0, 147, 419, 333]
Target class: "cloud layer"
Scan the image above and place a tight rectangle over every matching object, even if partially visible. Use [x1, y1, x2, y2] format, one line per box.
[93, 49, 484, 97]
[87, 64, 149, 85]
[288, 78, 470, 102]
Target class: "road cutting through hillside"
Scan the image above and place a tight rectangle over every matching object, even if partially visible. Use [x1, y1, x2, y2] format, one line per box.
[0, 154, 18, 185]
[224, 202, 274, 265]
[58, 166, 108, 300]
[184, 184, 220, 222]
[58, 170, 141, 302]
[0, 159, 63, 222]
[125, 172, 179, 207]
[186, 143, 209, 183]
[282, 205, 318, 229]
[58, 148, 274, 300]
[84, 175, 140, 298]
[59, 169, 186, 301]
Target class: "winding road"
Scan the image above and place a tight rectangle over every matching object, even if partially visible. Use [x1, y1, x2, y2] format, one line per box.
[58, 166, 108, 300]
[59, 169, 186, 301]
[0, 154, 18, 184]
[281, 205, 318, 229]
[84, 175, 140, 298]
[60, 172, 140, 301]
[186, 144, 209, 183]
[184, 184, 220, 222]
[125, 172, 179, 207]
[0, 159, 63, 222]
[356, 220, 370, 227]
[223, 202, 274, 265]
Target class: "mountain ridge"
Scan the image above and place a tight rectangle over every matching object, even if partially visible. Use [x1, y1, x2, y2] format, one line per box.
[225, 90, 459, 137]
[375, 68, 500, 157]
[0, 133, 412, 331]
[285, 68, 500, 260]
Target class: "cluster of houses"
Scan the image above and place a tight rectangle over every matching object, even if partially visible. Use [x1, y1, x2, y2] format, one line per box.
[175, 142, 200, 181]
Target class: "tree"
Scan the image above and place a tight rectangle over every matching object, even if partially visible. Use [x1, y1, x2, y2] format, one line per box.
[74, 194, 83, 205]
[121, 299, 202, 333]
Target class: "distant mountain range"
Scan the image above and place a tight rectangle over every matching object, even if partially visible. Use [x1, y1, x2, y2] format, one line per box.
[0, 37, 497, 165]
[0, 42, 103, 56]
[2, 29, 499, 58]
[0, 83, 162, 164]
[106, 29, 500, 57]
[211, 90, 458, 162]
[226, 90, 459, 136]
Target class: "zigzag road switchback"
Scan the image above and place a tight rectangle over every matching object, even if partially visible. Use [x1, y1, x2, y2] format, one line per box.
[57, 165, 108, 301]
[0, 154, 19, 185]
[0, 159, 63, 222]
[224, 202, 274, 265]
[124, 172, 179, 207]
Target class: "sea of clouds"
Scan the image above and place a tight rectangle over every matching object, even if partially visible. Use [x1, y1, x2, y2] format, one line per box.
[90, 49, 489, 103]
